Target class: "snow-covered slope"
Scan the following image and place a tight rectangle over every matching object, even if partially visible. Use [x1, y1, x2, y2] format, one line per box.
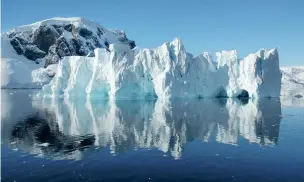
[281, 66, 304, 97]
[42, 38, 281, 98]
[1, 17, 135, 88]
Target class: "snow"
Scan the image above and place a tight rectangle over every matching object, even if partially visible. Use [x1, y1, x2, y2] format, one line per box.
[281, 66, 304, 97]
[1, 17, 134, 89]
[1, 34, 47, 88]
[10, 17, 106, 37]
[31, 64, 57, 84]
[42, 38, 282, 98]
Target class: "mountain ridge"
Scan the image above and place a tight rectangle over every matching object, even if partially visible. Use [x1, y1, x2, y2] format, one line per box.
[280, 66, 304, 97]
[2, 17, 136, 67]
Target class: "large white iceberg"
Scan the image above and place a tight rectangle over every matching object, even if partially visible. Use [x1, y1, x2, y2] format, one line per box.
[42, 38, 282, 98]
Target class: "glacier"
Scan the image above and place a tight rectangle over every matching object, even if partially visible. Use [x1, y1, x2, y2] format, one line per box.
[42, 38, 282, 98]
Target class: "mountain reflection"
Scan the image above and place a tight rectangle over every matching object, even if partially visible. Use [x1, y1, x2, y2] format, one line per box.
[2, 93, 282, 160]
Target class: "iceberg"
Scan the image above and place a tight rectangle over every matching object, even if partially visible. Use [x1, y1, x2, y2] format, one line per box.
[42, 38, 282, 98]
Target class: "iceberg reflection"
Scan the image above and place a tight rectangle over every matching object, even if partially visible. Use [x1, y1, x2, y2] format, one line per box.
[2, 91, 282, 160]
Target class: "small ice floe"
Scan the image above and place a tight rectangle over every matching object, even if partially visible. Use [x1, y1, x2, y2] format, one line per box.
[36, 143, 50, 147]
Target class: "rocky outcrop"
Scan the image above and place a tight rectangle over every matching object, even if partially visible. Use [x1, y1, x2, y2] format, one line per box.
[5, 18, 136, 67]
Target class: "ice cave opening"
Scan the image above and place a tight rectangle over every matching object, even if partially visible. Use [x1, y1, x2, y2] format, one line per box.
[236, 89, 250, 105]
[215, 87, 228, 98]
[237, 89, 249, 98]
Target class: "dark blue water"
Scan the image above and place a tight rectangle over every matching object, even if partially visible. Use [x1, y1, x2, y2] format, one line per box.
[1, 90, 304, 182]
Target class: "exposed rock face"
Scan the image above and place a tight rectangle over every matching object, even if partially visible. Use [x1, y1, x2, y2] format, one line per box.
[9, 35, 48, 61]
[6, 18, 136, 67]
[32, 25, 60, 52]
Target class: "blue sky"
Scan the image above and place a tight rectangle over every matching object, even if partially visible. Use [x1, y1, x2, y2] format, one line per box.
[2, 0, 303, 66]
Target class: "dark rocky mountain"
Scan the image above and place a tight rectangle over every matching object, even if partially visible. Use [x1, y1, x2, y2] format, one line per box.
[5, 17, 136, 67]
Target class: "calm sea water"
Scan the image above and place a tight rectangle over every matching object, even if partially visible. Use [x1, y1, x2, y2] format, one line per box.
[1, 90, 304, 182]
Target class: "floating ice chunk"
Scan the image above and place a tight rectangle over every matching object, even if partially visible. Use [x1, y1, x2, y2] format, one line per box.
[36, 143, 50, 147]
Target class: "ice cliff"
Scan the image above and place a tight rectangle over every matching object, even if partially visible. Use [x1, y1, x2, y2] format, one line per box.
[42, 38, 282, 98]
